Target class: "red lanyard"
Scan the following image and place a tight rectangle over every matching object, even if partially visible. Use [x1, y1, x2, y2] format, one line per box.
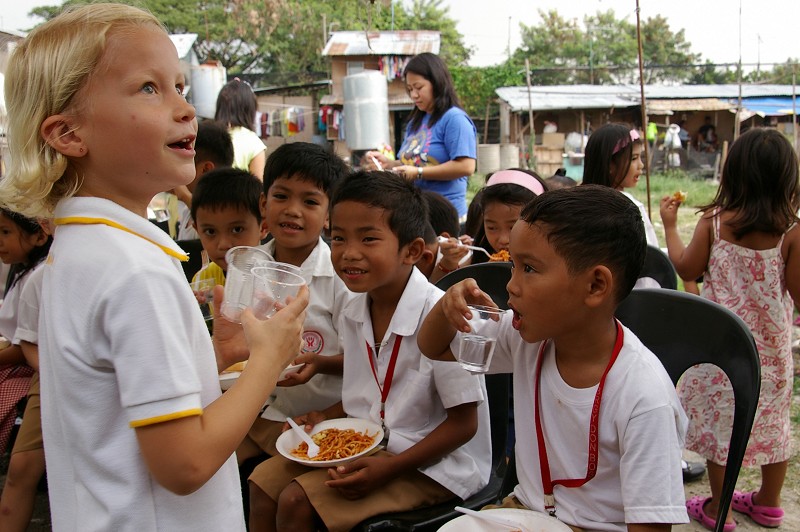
[534, 320, 623, 516]
[365, 336, 403, 429]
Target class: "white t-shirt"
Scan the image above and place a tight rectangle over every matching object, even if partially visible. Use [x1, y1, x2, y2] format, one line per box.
[480, 314, 688, 531]
[176, 200, 198, 241]
[14, 263, 44, 345]
[340, 268, 491, 500]
[40, 197, 244, 532]
[622, 191, 659, 247]
[259, 237, 348, 420]
[0, 265, 38, 341]
[229, 126, 266, 173]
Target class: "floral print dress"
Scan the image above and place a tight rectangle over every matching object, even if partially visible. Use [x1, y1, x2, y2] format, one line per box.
[678, 214, 795, 466]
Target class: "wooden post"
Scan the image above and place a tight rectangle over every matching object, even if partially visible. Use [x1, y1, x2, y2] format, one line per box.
[483, 101, 491, 144]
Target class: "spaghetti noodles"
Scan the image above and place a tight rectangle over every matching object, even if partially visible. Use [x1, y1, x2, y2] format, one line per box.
[489, 249, 511, 262]
[291, 428, 377, 461]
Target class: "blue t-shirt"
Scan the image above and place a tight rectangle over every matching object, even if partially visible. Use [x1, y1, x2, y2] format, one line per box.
[398, 107, 477, 217]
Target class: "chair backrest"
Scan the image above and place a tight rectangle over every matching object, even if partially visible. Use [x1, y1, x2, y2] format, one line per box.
[175, 239, 204, 282]
[615, 288, 760, 532]
[435, 262, 513, 310]
[639, 245, 678, 289]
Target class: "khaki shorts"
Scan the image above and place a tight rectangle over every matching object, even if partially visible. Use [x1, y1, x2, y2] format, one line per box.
[242, 417, 284, 457]
[11, 373, 42, 454]
[249, 451, 454, 532]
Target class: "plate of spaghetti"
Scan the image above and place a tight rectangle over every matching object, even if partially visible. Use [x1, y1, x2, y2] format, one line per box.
[276, 418, 384, 467]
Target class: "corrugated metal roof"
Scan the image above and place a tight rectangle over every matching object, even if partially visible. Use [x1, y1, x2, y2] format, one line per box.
[647, 98, 735, 113]
[322, 31, 440, 56]
[496, 84, 800, 113]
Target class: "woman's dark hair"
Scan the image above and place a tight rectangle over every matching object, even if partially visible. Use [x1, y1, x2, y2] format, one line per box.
[701, 127, 800, 239]
[0, 208, 52, 293]
[404, 53, 463, 133]
[214, 79, 258, 131]
[582, 123, 641, 190]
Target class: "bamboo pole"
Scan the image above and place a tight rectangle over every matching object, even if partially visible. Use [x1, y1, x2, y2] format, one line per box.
[634, 0, 652, 219]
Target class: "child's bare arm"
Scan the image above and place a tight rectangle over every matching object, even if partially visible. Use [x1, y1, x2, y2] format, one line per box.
[324, 402, 478, 499]
[20, 341, 39, 372]
[278, 352, 343, 386]
[0, 344, 26, 366]
[659, 197, 710, 281]
[418, 279, 494, 361]
[783, 226, 800, 311]
[135, 287, 308, 495]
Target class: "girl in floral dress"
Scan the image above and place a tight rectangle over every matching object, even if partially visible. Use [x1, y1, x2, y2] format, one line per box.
[660, 128, 800, 531]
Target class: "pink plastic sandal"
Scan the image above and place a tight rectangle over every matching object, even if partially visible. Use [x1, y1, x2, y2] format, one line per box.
[732, 490, 784, 527]
[686, 496, 737, 532]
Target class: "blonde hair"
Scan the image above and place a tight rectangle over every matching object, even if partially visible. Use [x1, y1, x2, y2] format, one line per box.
[0, 3, 164, 217]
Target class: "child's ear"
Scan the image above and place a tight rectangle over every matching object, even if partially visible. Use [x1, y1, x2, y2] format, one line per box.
[40, 115, 85, 157]
[259, 192, 267, 219]
[199, 161, 215, 175]
[259, 217, 269, 239]
[416, 247, 436, 278]
[584, 265, 614, 308]
[402, 237, 426, 265]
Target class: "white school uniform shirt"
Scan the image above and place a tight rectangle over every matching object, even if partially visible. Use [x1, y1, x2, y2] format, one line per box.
[14, 262, 44, 345]
[340, 268, 491, 500]
[40, 197, 244, 532]
[475, 313, 688, 531]
[176, 200, 199, 240]
[0, 265, 37, 341]
[259, 237, 347, 420]
[622, 191, 659, 247]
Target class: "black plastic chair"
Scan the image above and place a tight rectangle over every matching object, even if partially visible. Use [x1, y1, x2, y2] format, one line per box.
[435, 262, 513, 310]
[617, 288, 760, 532]
[175, 239, 204, 282]
[639, 245, 678, 289]
[499, 288, 760, 532]
[353, 373, 510, 532]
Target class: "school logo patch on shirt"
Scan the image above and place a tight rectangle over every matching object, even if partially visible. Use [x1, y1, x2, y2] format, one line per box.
[302, 330, 324, 354]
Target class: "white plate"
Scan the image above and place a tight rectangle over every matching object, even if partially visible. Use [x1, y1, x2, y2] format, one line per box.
[438, 508, 572, 532]
[276, 417, 383, 468]
[278, 362, 305, 381]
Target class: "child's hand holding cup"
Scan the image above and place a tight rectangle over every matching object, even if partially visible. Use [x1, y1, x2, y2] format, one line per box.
[220, 246, 273, 323]
[250, 263, 306, 320]
[457, 305, 503, 373]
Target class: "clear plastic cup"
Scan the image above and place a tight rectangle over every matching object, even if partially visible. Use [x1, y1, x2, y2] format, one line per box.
[250, 263, 306, 320]
[190, 278, 215, 322]
[457, 305, 503, 373]
[220, 246, 273, 323]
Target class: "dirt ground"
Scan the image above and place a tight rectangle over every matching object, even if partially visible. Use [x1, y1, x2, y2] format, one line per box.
[3, 350, 799, 532]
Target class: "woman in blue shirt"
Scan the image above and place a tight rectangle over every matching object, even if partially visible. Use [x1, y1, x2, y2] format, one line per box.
[365, 53, 477, 219]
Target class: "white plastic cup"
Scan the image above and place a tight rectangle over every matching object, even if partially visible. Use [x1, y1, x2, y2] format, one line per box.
[458, 305, 503, 373]
[250, 263, 306, 320]
[220, 246, 273, 323]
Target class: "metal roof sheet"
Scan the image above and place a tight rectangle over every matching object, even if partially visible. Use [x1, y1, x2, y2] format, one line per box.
[496, 84, 799, 113]
[169, 33, 198, 60]
[322, 31, 440, 56]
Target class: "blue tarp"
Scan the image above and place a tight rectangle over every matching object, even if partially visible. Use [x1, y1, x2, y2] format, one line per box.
[733, 96, 799, 116]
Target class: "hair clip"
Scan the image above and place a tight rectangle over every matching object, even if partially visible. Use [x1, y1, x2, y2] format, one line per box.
[612, 129, 641, 155]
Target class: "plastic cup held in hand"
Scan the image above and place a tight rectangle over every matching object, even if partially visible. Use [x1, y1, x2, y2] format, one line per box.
[220, 246, 273, 323]
[458, 305, 503, 373]
[250, 263, 306, 320]
[190, 278, 215, 321]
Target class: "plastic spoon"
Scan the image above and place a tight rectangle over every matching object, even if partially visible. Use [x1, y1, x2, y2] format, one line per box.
[286, 417, 319, 458]
[453, 506, 528, 532]
[437, 236, 493, 259]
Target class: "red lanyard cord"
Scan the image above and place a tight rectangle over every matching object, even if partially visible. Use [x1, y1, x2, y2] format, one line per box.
[366, 336, 403, 428]
[534, 320, 624, 516]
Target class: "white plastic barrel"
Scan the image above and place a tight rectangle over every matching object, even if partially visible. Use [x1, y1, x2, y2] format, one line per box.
[343, 71, 390, 151]
[477, 144, 501, 175]
[500, 144, 520, 169]
[190, 62, 227, 119]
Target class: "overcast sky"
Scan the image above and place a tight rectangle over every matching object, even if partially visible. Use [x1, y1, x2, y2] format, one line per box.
[3, 0, 797, 70]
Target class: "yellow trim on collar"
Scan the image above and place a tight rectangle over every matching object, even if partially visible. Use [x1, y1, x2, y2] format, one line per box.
[129, 408, 203, 428]
[55, 216, 188, 261]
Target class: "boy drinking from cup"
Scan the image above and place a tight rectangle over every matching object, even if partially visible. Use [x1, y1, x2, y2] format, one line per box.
[247, 170, 491, 531]
[419, 185, 689, 532]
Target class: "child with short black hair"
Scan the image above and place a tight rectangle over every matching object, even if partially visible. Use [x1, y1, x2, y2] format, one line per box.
[191, 167, 267, 285]
[247, 170, 491, 531]
[236, 141, 350, 462]
[175, 120, 234, 240]
[0, 5, 307, 529]
[419, 185, 689, 531]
